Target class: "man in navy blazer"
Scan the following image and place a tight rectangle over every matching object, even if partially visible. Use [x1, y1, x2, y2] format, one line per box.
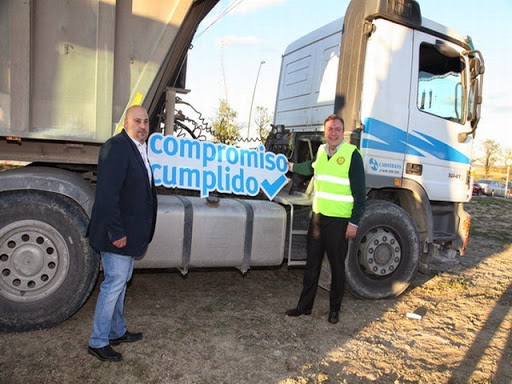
[87, 105, 158, 362]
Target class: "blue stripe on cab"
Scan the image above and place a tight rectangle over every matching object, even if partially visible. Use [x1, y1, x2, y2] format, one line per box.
[362, 118, 470, 164]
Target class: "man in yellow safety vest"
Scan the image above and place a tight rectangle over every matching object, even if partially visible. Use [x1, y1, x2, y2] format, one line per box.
[286, 114, 366, 324]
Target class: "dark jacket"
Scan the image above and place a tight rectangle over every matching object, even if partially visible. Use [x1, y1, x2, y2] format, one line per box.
[87, 129, 158, 258]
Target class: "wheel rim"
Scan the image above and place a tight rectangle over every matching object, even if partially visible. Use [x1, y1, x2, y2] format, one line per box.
[357, 227, 401, 277]
[0, 220, 70, 302]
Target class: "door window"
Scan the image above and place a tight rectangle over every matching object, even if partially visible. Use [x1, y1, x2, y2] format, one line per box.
[417, 43, 465, 123]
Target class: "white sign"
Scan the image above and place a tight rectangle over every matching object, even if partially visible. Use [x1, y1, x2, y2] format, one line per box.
[367, 157, 402, 176]
[148, 133, 289, 200]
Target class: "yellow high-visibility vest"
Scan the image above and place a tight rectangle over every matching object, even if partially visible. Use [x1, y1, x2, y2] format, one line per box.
[312, 142, 358, 218]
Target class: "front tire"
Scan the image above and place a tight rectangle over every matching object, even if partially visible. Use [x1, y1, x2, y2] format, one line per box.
[345, 200, 420, 299]
[0, 191, 99, 332]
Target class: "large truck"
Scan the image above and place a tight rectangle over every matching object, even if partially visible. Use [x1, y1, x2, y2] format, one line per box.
[268, 1, 484, 298]
[0, 0, 484, 332]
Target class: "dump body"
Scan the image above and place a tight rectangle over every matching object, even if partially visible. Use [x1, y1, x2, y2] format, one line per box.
[0, 0, 217, 162]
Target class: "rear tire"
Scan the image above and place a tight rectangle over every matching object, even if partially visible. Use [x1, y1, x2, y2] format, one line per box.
[0, 191, 99, 332]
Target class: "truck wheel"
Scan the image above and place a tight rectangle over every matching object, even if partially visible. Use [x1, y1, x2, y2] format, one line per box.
[345, 200, 420, 299]
[0, 191, 99, 332]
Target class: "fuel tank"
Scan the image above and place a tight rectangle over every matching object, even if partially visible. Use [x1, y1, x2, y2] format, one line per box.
[137, 195, 287, 273]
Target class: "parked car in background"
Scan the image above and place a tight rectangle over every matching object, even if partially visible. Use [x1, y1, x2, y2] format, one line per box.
[476, 179, 509, 197]
[472, 182, 483, 196]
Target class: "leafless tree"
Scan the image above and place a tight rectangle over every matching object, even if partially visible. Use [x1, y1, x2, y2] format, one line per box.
[211, 99, 241, 145]
[480, 139, 501, 177]
[253, 106, 273, 143]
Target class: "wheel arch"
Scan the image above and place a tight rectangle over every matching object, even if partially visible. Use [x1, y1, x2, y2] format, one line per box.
[0, 166, 95, 216]
[367, 179, 434, 270]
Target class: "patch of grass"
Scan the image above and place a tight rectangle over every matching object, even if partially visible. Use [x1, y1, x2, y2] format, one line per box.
[438, 276, 474, 291]
[466, 197, 512, 243]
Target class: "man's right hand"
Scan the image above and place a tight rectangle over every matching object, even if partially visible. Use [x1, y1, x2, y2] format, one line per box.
[112, 236, 127, 248]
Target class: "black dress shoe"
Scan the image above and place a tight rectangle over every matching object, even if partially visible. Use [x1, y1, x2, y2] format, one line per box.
[285, 307, 312, 317]
[109, 331, 143, 346]
[328, 311, 339, 324]
[88, 345, 123, 362]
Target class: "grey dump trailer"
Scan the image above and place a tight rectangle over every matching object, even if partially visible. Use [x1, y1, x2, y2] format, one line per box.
[0, 0, 223, 332]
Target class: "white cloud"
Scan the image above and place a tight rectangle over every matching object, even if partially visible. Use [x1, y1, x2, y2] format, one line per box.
[216, 35, 264, 47]
[229, 0, 289, 15]
[481, 91, 512, 116]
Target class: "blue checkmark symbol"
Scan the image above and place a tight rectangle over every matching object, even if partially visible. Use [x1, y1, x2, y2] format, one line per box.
[261, 175, 288, 200]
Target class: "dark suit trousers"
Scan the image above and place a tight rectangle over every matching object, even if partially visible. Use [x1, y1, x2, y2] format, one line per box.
[298, 213, 349, 312]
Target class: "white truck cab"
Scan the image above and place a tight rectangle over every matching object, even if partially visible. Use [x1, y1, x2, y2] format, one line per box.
[271, 0, 484, 298]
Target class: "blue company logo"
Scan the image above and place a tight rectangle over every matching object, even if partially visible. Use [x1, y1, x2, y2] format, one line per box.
[368, 157, 402, 175]
[148, 133, 289, 200]
[369, 157, 379, 171]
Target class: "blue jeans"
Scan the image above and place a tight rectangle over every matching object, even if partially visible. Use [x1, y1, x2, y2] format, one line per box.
[89, 252, 134, 348]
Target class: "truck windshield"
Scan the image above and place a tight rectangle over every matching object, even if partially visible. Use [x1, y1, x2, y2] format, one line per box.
[417, 43, 465, 124]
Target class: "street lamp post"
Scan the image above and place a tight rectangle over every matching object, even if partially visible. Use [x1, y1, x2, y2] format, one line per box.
[247, 60, 265, 139]
[505, 157, 512, 198]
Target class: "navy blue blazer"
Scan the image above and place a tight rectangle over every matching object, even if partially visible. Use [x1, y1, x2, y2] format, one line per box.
[87, 129, 158, 258]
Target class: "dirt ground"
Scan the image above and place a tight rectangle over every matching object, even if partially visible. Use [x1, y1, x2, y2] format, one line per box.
[1, 196, 511, 384]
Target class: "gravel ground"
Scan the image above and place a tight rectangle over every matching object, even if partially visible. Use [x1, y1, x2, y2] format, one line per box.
[0, 197, 511, 384]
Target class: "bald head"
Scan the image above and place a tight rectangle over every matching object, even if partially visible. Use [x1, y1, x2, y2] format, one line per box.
[124, 105, 149, 144]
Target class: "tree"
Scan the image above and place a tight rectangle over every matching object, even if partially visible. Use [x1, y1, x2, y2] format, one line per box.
[210, 99, 241, 145]
[253, 106, 273, 143]
[480, 139, 501, 177]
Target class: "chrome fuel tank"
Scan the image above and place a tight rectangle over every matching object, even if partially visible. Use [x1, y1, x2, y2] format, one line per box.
[137, 195, 287, 273]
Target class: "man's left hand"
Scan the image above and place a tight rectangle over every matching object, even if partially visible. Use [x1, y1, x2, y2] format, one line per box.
[346, 223, 357, 239]
[112, 236, 127, 248]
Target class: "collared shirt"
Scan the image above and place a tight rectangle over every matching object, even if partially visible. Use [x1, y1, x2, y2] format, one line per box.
[325, 140, 345, 158]
[129, 137, 152, 183]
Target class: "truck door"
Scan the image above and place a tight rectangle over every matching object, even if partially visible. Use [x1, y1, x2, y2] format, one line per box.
[406, 31, 472, 202]
[360, 19, 414, 184]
